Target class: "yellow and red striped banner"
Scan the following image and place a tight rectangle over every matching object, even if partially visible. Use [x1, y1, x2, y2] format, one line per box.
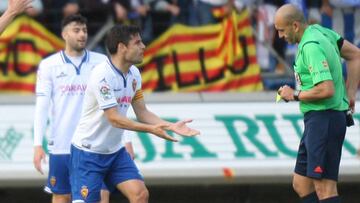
[0, 15, 64, 93]
[0, 11, 262, 93]
[140, 9, 263, 92]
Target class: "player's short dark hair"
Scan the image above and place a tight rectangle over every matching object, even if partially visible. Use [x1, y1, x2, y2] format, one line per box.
[61, 14, 87, 30]
[105, 25, 141, 55]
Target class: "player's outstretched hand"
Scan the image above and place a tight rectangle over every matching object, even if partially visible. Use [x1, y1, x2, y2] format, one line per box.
[33, 146, 46, 175]
[169, 119, 200, 137]
[152, 123, 178, 142]
[8, 0, 33, 15]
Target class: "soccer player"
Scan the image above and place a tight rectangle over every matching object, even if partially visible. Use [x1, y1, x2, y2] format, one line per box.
[275, 4, 360, 203]
[33, 14, 107, 203]
[0, 0, 33, 35]
[70, 24, 200, 203]
[100, 130, 136, 203]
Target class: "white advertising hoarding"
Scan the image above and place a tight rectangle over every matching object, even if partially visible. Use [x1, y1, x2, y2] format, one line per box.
[0, 102, 359, 186]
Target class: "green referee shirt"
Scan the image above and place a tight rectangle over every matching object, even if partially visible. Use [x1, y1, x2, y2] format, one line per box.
[294, 24, 349, 113]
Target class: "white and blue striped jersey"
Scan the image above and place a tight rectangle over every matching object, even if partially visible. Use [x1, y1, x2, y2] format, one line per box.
[34, 50, 107, 154]
[72, 58, 142, 154]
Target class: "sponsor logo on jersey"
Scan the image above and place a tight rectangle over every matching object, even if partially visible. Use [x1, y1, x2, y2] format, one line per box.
[56, 72, 68, 78]
[81, 143, 91, 149]
[116, 96, 132, 104]
[59, 84, 87, 94]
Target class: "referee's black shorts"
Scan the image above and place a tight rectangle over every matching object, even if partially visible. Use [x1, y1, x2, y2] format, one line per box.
[294, 110, 347, 181]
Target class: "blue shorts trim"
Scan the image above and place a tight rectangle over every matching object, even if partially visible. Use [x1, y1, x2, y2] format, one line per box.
[294, 110, 346, 181]
[45, 154, 71, 194]
[70, 145, 143, 203]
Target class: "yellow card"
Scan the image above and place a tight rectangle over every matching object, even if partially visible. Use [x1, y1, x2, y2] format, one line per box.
[276, 93, 282, 102]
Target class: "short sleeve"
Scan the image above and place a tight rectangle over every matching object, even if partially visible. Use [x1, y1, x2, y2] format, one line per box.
[89, 68, 118, 110]
[302, 43, 333, 85]
[317, 25, 343, 51]
[131, 66, 142, 91]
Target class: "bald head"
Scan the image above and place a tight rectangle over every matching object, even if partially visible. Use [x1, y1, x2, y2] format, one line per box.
[274, 4, 307, 44]
[275, 4, 306, 25]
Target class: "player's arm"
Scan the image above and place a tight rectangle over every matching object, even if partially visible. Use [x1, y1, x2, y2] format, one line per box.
[131, 90, 200, 137]
[131, 90, 169, 125]
[297, 80, 334, 102]
[340, 39, 360, 112]
[301, 43, 335, 101]
[33, 61, 52, 174]
[279, 81, 334, 102]
[279, 44, 334, 102]
[92, 70, 175, 141]
[0, 0, 33, 35]
[103, 106, 177, 142]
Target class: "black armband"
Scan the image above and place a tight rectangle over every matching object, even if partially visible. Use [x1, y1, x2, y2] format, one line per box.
[337, 37, 344, 50]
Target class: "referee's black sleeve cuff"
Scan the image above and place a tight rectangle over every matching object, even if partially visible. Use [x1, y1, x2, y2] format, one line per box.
[337, 37, 344, 50]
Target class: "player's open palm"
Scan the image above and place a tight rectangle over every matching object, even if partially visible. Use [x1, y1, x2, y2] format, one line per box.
[152, 123, 178, 142]
[170, 119, 200, 137]
[33, 146, 46, 175]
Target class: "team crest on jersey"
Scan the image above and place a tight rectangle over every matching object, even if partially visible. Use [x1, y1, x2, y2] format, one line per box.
[132, 79, 137, 92]
[50, 176, 56, 187]
[81, 186, 88, 199]
[99, 83, 112, 100]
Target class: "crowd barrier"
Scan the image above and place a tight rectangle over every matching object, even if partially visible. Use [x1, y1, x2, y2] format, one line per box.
[0, 92, 359, 187]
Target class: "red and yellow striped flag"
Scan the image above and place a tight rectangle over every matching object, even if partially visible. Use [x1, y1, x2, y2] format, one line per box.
[140, 9, 263, 92]
[0, 15, 64, 93]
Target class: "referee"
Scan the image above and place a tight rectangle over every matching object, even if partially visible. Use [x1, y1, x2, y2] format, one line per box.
[275, 3, 360, 203]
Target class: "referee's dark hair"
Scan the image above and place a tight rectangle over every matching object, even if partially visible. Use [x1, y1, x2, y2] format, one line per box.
[61, 14, 88, 31]
[105, 25, 141, 55]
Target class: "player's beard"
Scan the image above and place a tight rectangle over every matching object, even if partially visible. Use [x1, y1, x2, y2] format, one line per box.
[71, 38, 87, 51]
[132, 56, 143, 64]
[73, 43, 86, 52]
[128, 52, 143, 65]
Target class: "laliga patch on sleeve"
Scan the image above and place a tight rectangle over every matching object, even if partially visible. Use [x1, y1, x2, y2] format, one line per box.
[99, 83, 112, 100]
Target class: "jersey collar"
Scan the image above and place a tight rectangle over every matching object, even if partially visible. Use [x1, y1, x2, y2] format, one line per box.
[60, 50, 89, 75]
[106, 57, 133, 87]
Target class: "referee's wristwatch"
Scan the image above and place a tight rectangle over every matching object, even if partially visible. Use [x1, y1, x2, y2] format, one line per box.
[293, 90, 301, 101]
